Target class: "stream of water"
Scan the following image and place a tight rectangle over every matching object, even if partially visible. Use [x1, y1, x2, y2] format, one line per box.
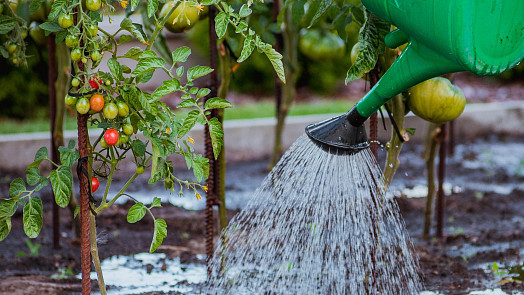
[204, 135, 423, 294]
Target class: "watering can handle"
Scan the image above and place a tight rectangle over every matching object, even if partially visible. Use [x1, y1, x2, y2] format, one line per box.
[347, 40, 465, 125]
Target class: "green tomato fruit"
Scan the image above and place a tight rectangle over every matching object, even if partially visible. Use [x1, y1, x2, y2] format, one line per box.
[136, 166, 145, 174]
[81, 57, 88, 63]
[103, 102, 118, 120]
[299, 29, 346, 61]
[160, 0, 200, 33]
[100, 137, 108, 148]
[71, 77, 80, 87]
[20, 27, 27, 39]
[71, 48, 82, 62]
[6, 43, 17, 54]
[65, 94, 78, 106]
[86, 24, 98, 37]
[408, 77, 466, 124]
[122, 123, 134, 135]
[86, 0, 101, 11]
[118, 134, 129, 146]
[29, 22, 46, 45]
[58, 14, 74, 29]
[65, 35, 79, 48]
[76, 97, 90, 114]
[90, 50, 101, 62]
[117, 101, 129, 117]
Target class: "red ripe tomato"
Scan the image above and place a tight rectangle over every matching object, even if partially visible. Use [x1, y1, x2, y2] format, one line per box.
[91, 177, 100, 192]
[104, 129, 119, 146]
[89, 77, 102, 90]
[89, 94, 105, 112]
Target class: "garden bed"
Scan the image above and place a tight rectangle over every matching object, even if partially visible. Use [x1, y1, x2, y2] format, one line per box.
[0, 135, 523, 295]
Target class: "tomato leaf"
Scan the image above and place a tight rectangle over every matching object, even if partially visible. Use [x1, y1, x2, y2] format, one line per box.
[150, 197, 162, 208]
[133, 57, 165, 76]
[307, 0, 335, 28]
[172, 46, 191, 64]
[208, 117, 224, 160]
[178, 110, 199, 138]
[177, 98, 196, 108]
[150, 218, 167, 253]
[34, 177, 49, 193]
[147, 0, 159, 18]
[29, 0, 43, 16]
[0, 198, 19, 218]
[23, 197, 43, 239]
[130, 0, 140, 12]
[9, 178, 26, 198]
[58, 144, 79, 168]
[291, 0, 305, 26]
[25, 167, 40, 186]
[132, 140, 147, 157]
[196, 88, 210, 99]
[238, 34, 255, 63]
[127, 202, 146, 223]
[120, 18, 148, 44]
[124, 47, 144, 60]
[187, 66, 213, 82]
[0, 216, 11, 242]
[140, 50, 157, 59]
[257, 40, 286, 83]
[345, 10, 389, 84]
[118, 34, 133, 45]
[49, 167, 72, 208]
[108, 58, 123, 81]
[152, 78, 181, 100]
[176, 66, 184, 78]
[215, 12, 228, 39]
[39, 21, 64, 35]
[239, 4, 252, 18]
[0, 16, 18, 34]
[47, 0, 66, 21]
[191, 154, 209, 182]
[205, 97, 232, 110]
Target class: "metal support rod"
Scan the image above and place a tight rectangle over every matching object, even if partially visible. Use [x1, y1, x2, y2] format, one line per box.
[72, 7, 91, 294]
[436, 123, 447, 238]
[205, 6, 219, 276]
[48, 34, 60, 250]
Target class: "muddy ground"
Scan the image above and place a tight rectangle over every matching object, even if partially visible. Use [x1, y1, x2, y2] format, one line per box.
[0, 135, 523, 295]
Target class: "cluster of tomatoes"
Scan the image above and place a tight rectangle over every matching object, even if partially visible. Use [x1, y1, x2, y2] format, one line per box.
[160, 0, 208, 33]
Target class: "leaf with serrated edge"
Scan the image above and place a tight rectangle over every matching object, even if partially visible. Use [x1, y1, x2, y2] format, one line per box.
[23, 197, 42, 239]
[0, 216, 11, 241]
[178, 110, 199, 137]
[34, 147, 48, 162]
[152, 78, 180, 100]
[133, 58, 165, 76]
[9, 178, 26, 198]
[205, 97, 232, 110]
[177, 98, 196, 108]
[238, 34, 255, 63]
[187, 66, 213, 82]
[208, 117, 224, 159]
[127, 203, 146, 223]
[150, 219, 167, 253]
[49, 168, 72, 208]
[26, 167, 40, 186]
[215, 12, 228, 39]
[172, 46, 191, 63]
[151, 197, 162, 208]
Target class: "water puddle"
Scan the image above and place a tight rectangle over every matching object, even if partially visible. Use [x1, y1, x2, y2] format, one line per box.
[80, 253, 206, 295]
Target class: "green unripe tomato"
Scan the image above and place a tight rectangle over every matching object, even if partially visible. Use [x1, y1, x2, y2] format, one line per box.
[7, 43, 17, 54]
[65, 94, 78, 106]
[100, 137, 108, 148]
[71, 77, 80, 87]
[20, 28, 27, 39]
[160, 0, 200, 33]
[65, 35, 79, 48]
[81, 57, 88, 63]
[117, 101, 129, 117]
[105, 79, 111, 86]
[76, 97, 90, 114]
[103, 102, 118, 119]
[71, 48, 82, 62]
[29, 22, 46, 45]
[122, 123, 134, 135]
[9, 0, 18, 12]
[298, 29, 346, 61]
[136, 166, 145, 175]
[90, 50, 101, 62]
[118, 134, 128, 145]
[86, 24, 98, 37]
[86, 0, 101, 11]
[58, 14, 74, 29]
[11, 57, 19, 65]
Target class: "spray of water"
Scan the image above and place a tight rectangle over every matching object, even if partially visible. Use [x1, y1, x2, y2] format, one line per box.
[205, 135, 423, 294]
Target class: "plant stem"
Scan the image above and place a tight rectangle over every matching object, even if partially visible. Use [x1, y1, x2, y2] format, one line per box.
[100, 172, 139, 210]
[101, 147, 117, 205]
[423, 123, 439, 239]
[270, 2, 297, 169]
[89, 212, 107, 295]
[146, 4, 178, 51]
[217, 43, 231, 230]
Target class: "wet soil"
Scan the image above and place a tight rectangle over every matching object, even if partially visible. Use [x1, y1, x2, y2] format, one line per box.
[0, 136, 523, 294]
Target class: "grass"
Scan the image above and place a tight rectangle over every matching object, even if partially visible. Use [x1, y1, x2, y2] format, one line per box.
[0, 99, 353, 135]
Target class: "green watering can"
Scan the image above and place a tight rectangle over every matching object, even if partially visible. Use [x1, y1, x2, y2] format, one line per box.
[306, 0, 524, 153]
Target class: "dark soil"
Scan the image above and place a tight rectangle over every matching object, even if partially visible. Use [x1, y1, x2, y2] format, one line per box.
[1, 137, 523, 295]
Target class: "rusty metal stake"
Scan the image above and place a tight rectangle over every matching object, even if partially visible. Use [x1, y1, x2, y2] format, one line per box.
[436, 123, 447, 238]
[48, 34, 60, 250]
[205, 5, 220, 275]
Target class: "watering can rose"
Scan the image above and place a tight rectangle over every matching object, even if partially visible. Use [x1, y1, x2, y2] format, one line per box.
[407, 77, 466, 124]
